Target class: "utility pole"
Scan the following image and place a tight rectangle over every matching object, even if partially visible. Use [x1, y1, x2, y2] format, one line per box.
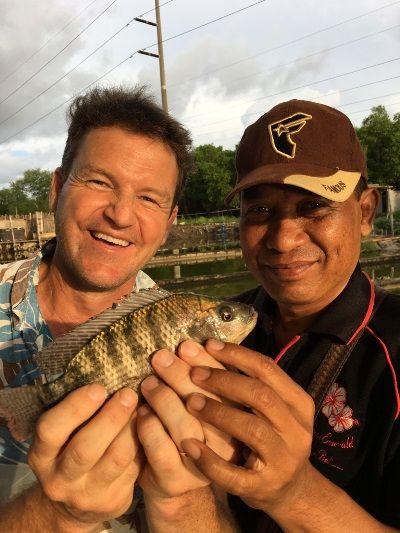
[155, 0, 168, 112]
[136, 2, 181, 279]
[136, 0, 168, 112]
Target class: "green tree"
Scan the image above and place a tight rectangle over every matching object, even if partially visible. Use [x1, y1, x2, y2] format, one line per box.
[181, 144, 237, 214]
[0, 168, 52, 215]
[356, 106, 400, 187]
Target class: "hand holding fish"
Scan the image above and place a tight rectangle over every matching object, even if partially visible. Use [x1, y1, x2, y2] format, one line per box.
[27, 383, 142, 529]
[137, 340, 239, 531]
[137, 340, 237, 501]
[181, 341, 316, 525]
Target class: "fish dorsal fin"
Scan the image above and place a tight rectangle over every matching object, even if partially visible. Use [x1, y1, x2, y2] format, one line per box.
[35, 287, 172, 376]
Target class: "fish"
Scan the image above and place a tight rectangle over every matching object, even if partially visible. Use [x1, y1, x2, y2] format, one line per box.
[0, 287, 257, 442]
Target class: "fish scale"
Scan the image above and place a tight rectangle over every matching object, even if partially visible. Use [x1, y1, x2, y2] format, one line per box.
[0, 288, 257, 441]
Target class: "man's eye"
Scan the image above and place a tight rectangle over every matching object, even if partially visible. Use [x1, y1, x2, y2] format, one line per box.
[243, 205, 271, 222]
[300, 201, 329, 213]
[86, 179, 110, 189]
[139, 195, 159, 205]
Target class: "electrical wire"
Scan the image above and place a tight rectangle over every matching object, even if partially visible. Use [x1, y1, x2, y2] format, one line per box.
[0, 0, 266, 144]
[0, 0, 100, 86]
[193, 90, 400, 138]
[170, 22, 400, 108]
[168, 0, 400, 89]
[0, 0, 174, 127]
[0, 0, 118, 106]
[182, 57, 400, 122]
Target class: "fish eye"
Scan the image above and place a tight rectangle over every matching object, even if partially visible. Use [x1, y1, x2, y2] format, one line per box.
[219, 305, 234, 322]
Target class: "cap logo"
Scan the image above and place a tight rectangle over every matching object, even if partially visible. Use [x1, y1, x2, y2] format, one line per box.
[268, 112, 312, 159]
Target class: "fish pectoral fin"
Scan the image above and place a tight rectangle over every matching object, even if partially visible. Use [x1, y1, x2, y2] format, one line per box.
[35, 287, 172, 376]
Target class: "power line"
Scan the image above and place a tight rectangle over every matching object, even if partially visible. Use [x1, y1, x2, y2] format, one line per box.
[171, 22, 400, 108]
[0, 0, 175, 127]
[194, 90, 400, 138]
[140, 0, 267, 53]
[183, 57, 400, 122]
[168, 0, 400, 90]
[0, 0, 118, 106]
[0, 0, 101, 86]
[0, 0, 266, 144]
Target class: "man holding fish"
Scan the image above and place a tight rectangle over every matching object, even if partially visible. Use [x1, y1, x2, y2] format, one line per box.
[160, 100, 399, 531]
[0, 87, 242, 532]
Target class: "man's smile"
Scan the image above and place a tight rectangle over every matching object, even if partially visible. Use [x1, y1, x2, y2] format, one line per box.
[90, 231, 131, 247]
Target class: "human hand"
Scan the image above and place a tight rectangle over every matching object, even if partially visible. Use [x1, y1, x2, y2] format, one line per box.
[28, 383, 142, 528]
[180, 340, 315, 516]
[137, 340, 237, 501]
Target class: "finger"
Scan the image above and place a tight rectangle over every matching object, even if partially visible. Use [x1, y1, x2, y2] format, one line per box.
[190, 367, 300, 433]
[94, 412, 140, 484]
[141, 376, 205, 448]
[57, 388, 138, 479]
[151, 349, 220, 400]
[203, 341, 314, 416]
[181, 438, 258, 498]
[30, 383, 107, 462]
[186, 393, 279, 460]
[137, 404, 206, 482]
[177, 340, 226, 369]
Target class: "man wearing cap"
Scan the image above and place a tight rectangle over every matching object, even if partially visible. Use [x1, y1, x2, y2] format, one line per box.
[171, 100, 400, 531]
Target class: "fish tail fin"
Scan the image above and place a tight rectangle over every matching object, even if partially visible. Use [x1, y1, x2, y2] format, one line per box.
[0, 385, 45, 442]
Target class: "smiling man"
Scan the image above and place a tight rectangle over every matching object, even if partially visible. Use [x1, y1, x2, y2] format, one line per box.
[0, 87, 238, 533]
[174, 100, 400, 531]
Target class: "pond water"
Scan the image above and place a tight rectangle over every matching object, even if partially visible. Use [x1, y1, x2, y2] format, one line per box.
[145, 257, 400, 297]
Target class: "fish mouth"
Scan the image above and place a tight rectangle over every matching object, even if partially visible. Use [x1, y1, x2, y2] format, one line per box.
[90, 231, 131, 248]
[230, 308, 258, 344]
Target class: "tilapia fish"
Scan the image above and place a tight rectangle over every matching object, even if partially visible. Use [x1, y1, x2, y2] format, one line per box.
[0, 288, 257, 442]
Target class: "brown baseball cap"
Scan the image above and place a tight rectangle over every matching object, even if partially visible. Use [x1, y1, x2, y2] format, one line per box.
[225, 99, 368, 203]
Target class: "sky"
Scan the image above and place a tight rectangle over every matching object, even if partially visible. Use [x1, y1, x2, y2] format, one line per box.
[0, 0, 399, 187]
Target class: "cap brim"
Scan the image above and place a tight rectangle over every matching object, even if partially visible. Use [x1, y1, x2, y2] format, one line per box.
[225, 163, 361, 204]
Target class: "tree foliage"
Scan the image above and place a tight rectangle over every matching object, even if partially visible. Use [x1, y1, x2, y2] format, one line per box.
[180, 144, 237, 214]
[356, 106, 400, 188]
[0, 169, 52, 214]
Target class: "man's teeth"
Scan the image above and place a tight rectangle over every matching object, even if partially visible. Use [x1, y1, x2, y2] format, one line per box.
[92, 232, 130, 247]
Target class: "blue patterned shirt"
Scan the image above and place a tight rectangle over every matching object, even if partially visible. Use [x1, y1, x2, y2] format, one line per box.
[0, 239, 155, 528]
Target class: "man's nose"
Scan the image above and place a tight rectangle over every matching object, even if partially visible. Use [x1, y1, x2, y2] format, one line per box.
[264, 217, 309, 253]
[103, 193, 136, 228]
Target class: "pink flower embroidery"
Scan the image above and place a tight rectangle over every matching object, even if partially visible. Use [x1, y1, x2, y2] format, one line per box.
[328, 405, 354, 432]
[321, 383, 346, 417]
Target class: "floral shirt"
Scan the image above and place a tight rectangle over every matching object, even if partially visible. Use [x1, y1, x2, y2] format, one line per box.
[0, 240, 154, 531]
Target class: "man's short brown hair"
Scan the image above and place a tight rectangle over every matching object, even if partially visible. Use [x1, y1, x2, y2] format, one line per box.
[61, 86, 193, 206]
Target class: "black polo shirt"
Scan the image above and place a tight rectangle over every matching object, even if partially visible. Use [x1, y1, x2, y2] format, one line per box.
[231, 264, 400, 530]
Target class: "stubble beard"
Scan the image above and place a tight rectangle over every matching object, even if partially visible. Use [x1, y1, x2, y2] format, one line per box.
[53, 232, 137, 294]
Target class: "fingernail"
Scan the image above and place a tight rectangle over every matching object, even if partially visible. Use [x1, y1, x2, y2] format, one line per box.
[181, 439, 202, 460]
[138, 404, 152, 416]
[207, 339, 225, 350]
[119, 388, 137, 407]
[86, 383, 106, 402]
[181, 340, 200, 357]
[141, 375, 160, 391]
[152, 350, 174, 368]
[187, 393, 206, 411]
[191, 366, 211, 381]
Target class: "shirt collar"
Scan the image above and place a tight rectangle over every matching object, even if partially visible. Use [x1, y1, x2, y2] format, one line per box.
[251, 264, 374, 344]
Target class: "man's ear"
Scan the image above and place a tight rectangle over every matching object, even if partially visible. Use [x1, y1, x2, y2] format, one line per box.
[360, 187, 379, 237]
[48, 168, 64, 212]
[161, 206, 178, 245]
